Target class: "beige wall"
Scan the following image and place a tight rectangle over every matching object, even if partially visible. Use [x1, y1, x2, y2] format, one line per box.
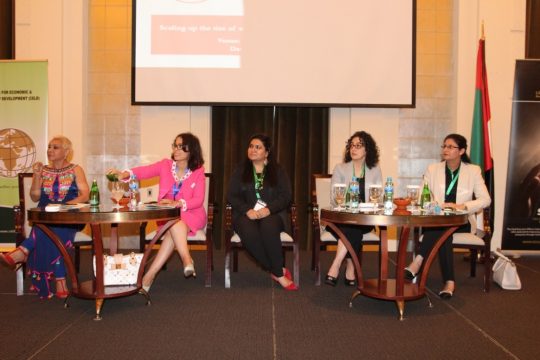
[15, 0, 526, 250]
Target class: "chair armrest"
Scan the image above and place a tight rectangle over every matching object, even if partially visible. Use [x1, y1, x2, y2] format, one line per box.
[207, 201, 216, 229]
[310, 201, 320, 228]
[289, 203, 298, 240]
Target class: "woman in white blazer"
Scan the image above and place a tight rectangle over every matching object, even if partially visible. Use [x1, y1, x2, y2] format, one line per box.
[326, 131, 383, 286]
[405, 134, 491, 299]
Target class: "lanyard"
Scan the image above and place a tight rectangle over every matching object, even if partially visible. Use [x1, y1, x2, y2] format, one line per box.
[172, 182, 182, 200]
[253, 166, 265, 200]
[353, 163, 365, 180]
[446, 168, 460, 196]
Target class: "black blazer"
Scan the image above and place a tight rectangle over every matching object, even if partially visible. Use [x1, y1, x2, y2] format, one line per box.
[227, 163, 292, 234]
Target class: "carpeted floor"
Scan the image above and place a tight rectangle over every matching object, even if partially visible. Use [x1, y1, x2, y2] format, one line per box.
[1, 249, 539, 360]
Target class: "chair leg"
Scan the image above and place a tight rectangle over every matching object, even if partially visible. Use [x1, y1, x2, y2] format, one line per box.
[205, 243, 212, 287]
[293, 244, 300, 287]
[224, 247, 231, 289]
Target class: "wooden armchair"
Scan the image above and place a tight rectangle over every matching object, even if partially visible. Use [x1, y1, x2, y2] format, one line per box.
[224, 203, 300, 288]
[139, 173, 215, 287]
[415, 206, 493, 292]
[310, 174, 379, 285]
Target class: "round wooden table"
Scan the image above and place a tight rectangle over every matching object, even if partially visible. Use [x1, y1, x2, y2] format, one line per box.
[28, 205, 180, 320]
[320, 207, 468, 320]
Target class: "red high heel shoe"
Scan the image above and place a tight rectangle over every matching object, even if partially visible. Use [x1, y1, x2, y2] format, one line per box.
[55, 278, 69, 299]
[0, 246, 29, 271]
[283, 268, 293, 281]
[271, 273, 298, 291]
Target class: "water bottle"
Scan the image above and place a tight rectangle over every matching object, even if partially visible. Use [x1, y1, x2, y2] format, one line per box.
[128, 174, 140, 209]
[383, 177, 394, 211]
[348, 179, 360, 209]
[89, 179, 100, 207]
[420, 182, 431, 209]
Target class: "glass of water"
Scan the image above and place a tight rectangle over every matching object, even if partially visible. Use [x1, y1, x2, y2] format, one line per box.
[368, 185, 382, 207]
[406, 185, 420, 209]
[332, 183, 347, 210]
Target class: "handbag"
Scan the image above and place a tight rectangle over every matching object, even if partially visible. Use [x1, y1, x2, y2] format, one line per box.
[492, 248, 522, 290]
[93, 252, 144, 286]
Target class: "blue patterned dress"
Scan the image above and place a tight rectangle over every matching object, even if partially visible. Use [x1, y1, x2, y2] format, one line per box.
[21, 164, 81, 299]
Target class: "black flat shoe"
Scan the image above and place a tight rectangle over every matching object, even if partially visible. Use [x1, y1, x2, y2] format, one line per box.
[438, 290, 453, 299]
[404, 267, 417, 281]
[344, 277, 356, 287]
[325, 275, 338, 287]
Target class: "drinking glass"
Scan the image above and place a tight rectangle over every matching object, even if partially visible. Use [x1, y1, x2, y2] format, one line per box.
[406, 185, 420, 209]
[332, 183, 347, 210]
[111, 181, 125, 208]
[369, 185, 382, 207]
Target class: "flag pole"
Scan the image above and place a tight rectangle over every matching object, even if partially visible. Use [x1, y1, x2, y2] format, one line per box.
[481, 20, 485, 40]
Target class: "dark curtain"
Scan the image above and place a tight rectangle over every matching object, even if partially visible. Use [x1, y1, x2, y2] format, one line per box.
[0, 0, 14, 59]
[211, 106, 328, 249]
[526, 0, 540, 58]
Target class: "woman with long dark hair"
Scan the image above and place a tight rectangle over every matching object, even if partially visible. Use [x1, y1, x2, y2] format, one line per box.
[404, 133, 491, 299]
[227, 134, 297, 290]
[325, 131, 382, 286]
[108, 132, 206, 292]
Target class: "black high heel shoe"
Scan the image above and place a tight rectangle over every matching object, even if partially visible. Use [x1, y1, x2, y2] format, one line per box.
[404, 267, 417, 281]
[324, 275, 338, 287]
[344, 277, 356, 287]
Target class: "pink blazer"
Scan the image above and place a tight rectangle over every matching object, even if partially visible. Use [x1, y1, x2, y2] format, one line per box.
[132, 159, 207, 235]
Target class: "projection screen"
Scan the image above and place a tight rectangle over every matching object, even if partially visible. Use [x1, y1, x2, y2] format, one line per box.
[132, 0, 416, 107]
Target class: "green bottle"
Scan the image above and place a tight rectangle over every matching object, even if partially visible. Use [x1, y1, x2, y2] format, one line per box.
[420, 182, 431, 208]
[89, 179, 100, 207]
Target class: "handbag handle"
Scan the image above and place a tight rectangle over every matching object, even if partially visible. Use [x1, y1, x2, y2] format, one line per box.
[494, 248, 514, 263]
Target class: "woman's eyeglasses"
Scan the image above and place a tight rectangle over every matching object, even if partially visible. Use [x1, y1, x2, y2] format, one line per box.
[172, 143, 189, 152]
[249, 144, 265, 151]
[440, 144, 459, 150]
[348, 142, 364, 150]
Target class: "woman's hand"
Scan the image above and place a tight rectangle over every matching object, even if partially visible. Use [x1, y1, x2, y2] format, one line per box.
[246, 208, 270, 220]
[159, 198, 177, 207]
[106, 168, 129, 181]
[246, 209, 259, 220]
[442, 202, 466, 211]
[32, 161, 43, 175]
[257, 207, 270, 219]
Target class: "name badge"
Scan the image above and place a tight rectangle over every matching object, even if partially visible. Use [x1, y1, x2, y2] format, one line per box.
[253, 199, 267, 211]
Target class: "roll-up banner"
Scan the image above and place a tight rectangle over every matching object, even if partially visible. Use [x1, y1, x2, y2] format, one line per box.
[502, 59, 540, 251]
[0, 60, 48, 245]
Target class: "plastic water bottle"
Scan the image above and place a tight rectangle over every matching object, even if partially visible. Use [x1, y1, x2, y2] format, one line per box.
[383, 177, 394, 211]
[89, 179, 100, 207]
[348, 179, 360, 209]
[128, 174, 139, 209]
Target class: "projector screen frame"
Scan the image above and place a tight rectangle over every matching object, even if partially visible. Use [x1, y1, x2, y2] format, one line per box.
[131, 0, 417, 108]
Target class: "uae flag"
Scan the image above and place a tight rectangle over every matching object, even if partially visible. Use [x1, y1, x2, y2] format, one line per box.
[470, 37, 494, 228]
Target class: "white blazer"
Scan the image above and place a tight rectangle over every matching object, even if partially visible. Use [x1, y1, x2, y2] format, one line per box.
[424, 161, 491, 233]
[331, 162, 383, 204]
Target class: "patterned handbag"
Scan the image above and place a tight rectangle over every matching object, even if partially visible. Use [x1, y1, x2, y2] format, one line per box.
[92, 252, 143, 286]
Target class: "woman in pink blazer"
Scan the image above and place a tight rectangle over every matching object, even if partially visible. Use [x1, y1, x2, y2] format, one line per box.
[108, 132, 206, 292]
[404, 134, 491, 299]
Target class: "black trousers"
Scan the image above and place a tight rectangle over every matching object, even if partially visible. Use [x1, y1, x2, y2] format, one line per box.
[234, 214, 285, 277]
[328, 224, 374, 258]
[418, 223, 471, 282]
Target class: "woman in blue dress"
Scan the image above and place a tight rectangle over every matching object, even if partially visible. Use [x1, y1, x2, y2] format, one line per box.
[1, 136, 89, 299]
